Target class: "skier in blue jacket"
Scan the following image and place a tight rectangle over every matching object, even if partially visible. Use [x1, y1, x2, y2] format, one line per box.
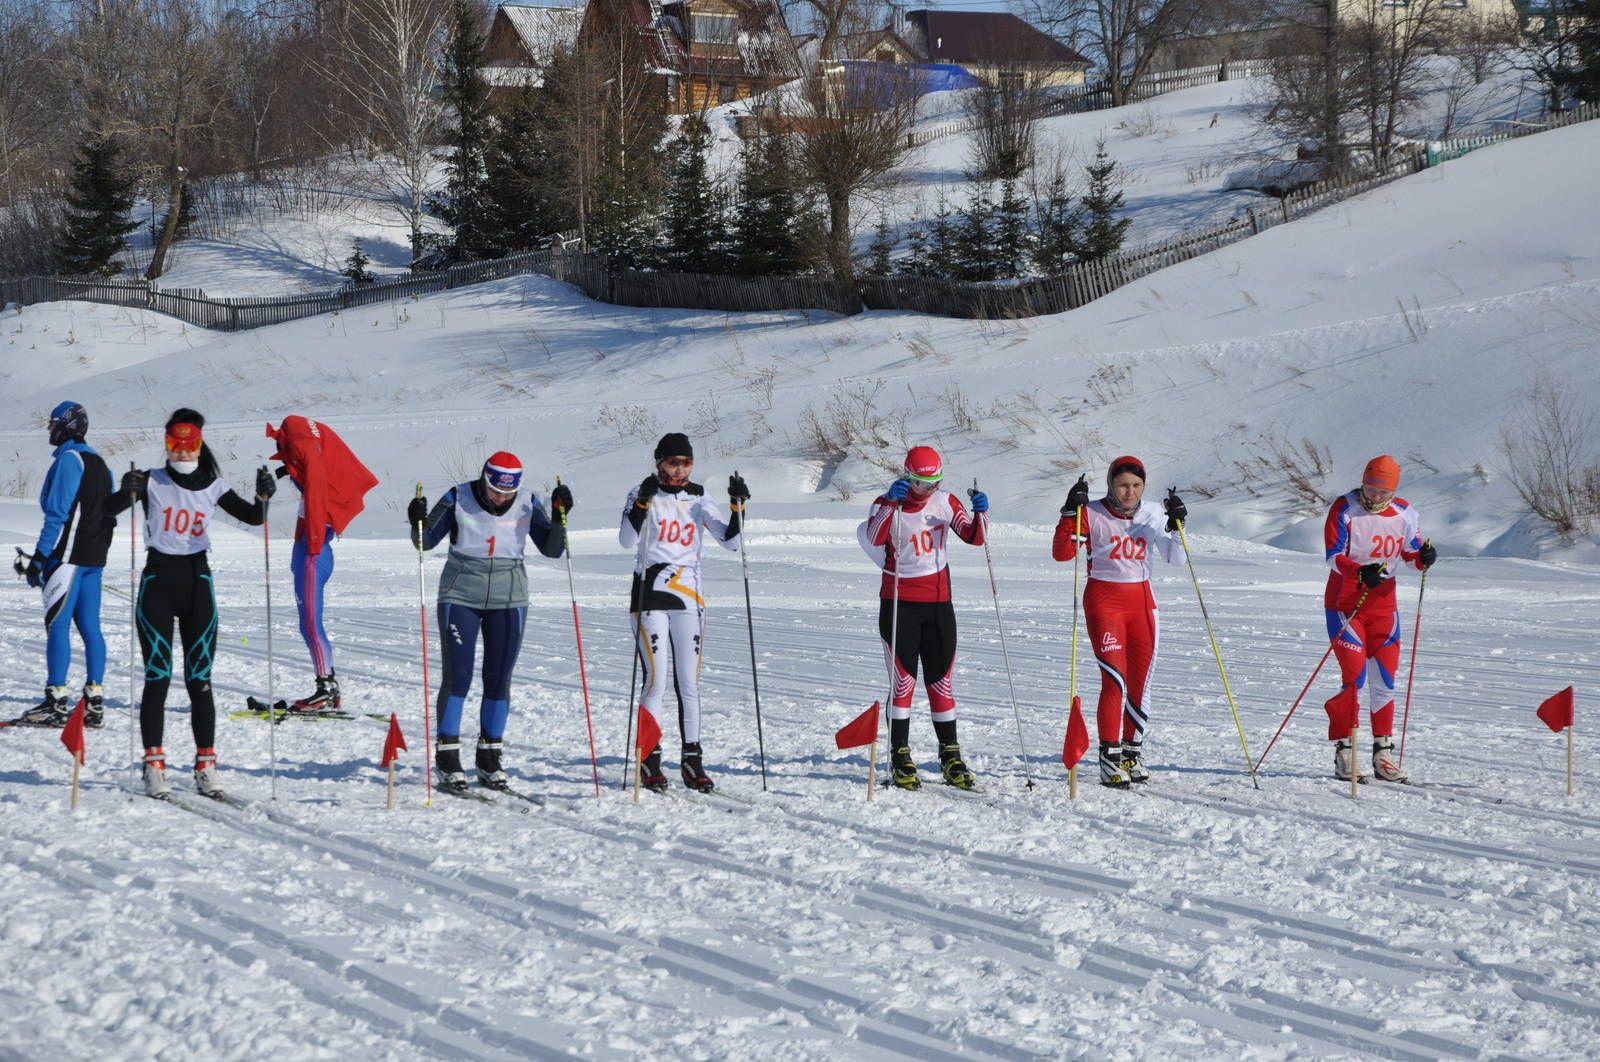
[12, 401, 115, 727]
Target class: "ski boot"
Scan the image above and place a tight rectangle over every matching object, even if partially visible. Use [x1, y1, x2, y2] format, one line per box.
[194, 747, 224, 799]
[1099, 743, 1131, 788]
[82, 684, 104, 729]
[290, 673, 341, 714]
[436, 737, 468, 793]
[16, 686, 71, 727]
[639, 745, 668, 792]
[1371, 737, 1409, 783]
[1120, 741, 1152, 784]
[475, 738, 509, 791]
[890, 746, 921, 790]
[680, 742, 714, 793]
[1333, 738, 1369, 782]
[939, 742, 977, 790]
[143, 747, 171, 799]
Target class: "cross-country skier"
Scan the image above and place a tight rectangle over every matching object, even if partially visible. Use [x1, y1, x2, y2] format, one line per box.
[409, 453, 570, 793]
[12, 401, 114, 728]
[1322, 455, 1434, 782]
[109, 410, 272, 799]
[857, 445, 985, 791]
[618, 433, 745, 793]
[264, 416, 378, 715]
[1051, 456, 1186, 787]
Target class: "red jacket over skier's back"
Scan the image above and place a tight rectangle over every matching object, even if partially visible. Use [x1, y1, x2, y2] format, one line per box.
[858, 489, 984, 603]
[265, 416, 378, 555]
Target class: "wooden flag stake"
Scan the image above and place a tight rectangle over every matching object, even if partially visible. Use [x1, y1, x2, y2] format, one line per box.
[1568, 715, 1575, 797]
[386, 760, 396, 811]
[69, 753, 81, 812]
[1069, 765, 1078, 801]
[867, 731, 878, 802]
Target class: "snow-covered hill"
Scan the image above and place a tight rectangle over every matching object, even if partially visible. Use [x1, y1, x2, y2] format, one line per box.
[1, 99, 1597, 1059]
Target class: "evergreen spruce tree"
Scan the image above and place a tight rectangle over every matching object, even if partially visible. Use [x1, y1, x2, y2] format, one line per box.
[54, 132, 139, 277]
[730, 131, 805, 275]
[1074, 140, 1131, 262]
[954, 183, 997, 281]
[658, 116, 729, 273]
[429, 0, 495, 259]
[866, 212, 893, 276]
[925, 196, 959, 280]
[342, 239, 375, 284]
[485, 83, 574, 249]
[993, 179, 1031, 278]
[896, 223, 928, 277]
[1032, 169, 1077, 275]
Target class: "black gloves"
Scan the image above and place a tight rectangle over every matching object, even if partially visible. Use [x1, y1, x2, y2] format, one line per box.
[635, 475, 659, 508]
[551, 483, 574, 516]
[1418, 541, 1436, 569]
[255, 466, 277, 501]
[121, 468, 148, 500]
[729, 473, 750, 505]
[1163, 489, 1187, 532]
[275, 465, 291, 479]
[20, 550, 45, 589]
[408, 495, 428, 526]
[1060, 475, 1089, 517]
[1358, 562, 1386, 589]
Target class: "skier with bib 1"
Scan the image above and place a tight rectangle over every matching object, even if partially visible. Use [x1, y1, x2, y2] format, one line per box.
[1051, 456, 1187, 787]
[1322, 455, 1434, 782]
[410, 453, 571, 793]
[13, 401, 115, 728]
[858, 445, 986, 791]
[110, 410, 272, 799]
[618, 433, 745, 793]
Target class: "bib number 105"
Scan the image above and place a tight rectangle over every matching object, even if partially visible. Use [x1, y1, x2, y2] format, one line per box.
[160, 507, 207, 538]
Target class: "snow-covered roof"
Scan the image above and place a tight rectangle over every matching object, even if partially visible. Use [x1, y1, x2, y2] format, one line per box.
[497, 3, 585, 66]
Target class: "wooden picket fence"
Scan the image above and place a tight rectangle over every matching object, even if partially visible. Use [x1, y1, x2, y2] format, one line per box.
[4, 98, 1596, 327]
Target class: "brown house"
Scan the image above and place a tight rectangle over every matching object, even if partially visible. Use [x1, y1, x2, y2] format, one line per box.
[481, 3, 586, 99]
[579, 0, 800, 112]
[900, 9, 1091, 86]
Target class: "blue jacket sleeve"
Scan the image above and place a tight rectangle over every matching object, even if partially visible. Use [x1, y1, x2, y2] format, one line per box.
[35, 450, 84, 560]
[413, 488, 457, 551]
[527, 495, 566, 558]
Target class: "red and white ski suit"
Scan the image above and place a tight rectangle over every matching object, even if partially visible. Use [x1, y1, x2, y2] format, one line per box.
[858, 490, 984, 722]
[1052, 499, 1184, 744]
[1323, 490, 1424, 736]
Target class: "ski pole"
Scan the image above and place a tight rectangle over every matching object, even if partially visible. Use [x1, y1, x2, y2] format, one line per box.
[622, 497, 655, 789]
[1067, 496, 1084, 798]
[1254, 584, 1371, 774]
[128, 462, 138, 788]
[1397, 560, 1428, 769]
[261, 468, 277, 801]
[970, 478, 1032, 790]
[871, 503, 903, 802]
[555, 476, 600, 800]
[731, 472, 768, 791]
[414, 484, 432, 808]
[1170, 494, 1259, 790]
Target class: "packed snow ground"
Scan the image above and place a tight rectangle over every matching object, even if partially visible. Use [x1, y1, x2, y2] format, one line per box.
[2, 103, 1599, 1058]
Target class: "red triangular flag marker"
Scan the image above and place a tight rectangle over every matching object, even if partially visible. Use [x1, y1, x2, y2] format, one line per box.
[1324, 688, 1359, 741]
[835, 702, 881, 750]
[1537, 687, 1575, 733]
[381, 713, 408, 768]
[636, 706, 662, 757]
[1062, 695, 1089, 770]
[60, 697, 86, 765]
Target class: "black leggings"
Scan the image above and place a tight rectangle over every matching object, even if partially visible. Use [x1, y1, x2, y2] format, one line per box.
[136, 552, 219, 749]
[878, 599, 958, 715]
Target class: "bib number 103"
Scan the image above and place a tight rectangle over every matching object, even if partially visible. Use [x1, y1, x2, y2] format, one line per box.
[657, 519, 696, 545]
[160, 507, 207, 538]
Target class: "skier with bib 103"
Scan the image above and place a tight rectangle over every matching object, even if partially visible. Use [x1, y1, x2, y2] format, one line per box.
[1051, 456, 1187, 787]
[618, 433, 746, 793]
[410, 452, 571, 793]
[1322, 455, 1434, 782]
[857, 445, 986, 791]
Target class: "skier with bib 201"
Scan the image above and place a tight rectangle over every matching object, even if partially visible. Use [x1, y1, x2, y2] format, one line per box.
[858, 445, 986, 791]
[13, 401, 115, 728]
[410, 453, 571, 793]
[110, 410, 272, 799]
[1051, 456, 1187, 787]
[1322, 455, 1434, 782]
[619, 433, 745, 793]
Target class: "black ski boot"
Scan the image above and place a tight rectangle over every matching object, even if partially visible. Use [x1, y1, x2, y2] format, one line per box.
[15, 686, 70, 727]
[1099, 742, 1131, 788]
[1120, 741, 1151, 783]
[890, 746, 922, 790]
[475, 738, 509, 790]
[436, 737, 467, 793]
[939, 742, 977, 790]
[291, 673, 340, 714]
[639, 745, 668, 792]
[680, 742, 714, 793]
[82, 683, 104, 729]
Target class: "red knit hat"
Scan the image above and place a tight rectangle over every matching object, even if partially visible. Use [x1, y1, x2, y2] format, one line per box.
[1106, 454, 1146, 487]
[1363, 455, 1401, 491]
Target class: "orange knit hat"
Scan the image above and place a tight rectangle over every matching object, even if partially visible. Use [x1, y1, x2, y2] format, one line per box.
[1362, 455, 1401, 491]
